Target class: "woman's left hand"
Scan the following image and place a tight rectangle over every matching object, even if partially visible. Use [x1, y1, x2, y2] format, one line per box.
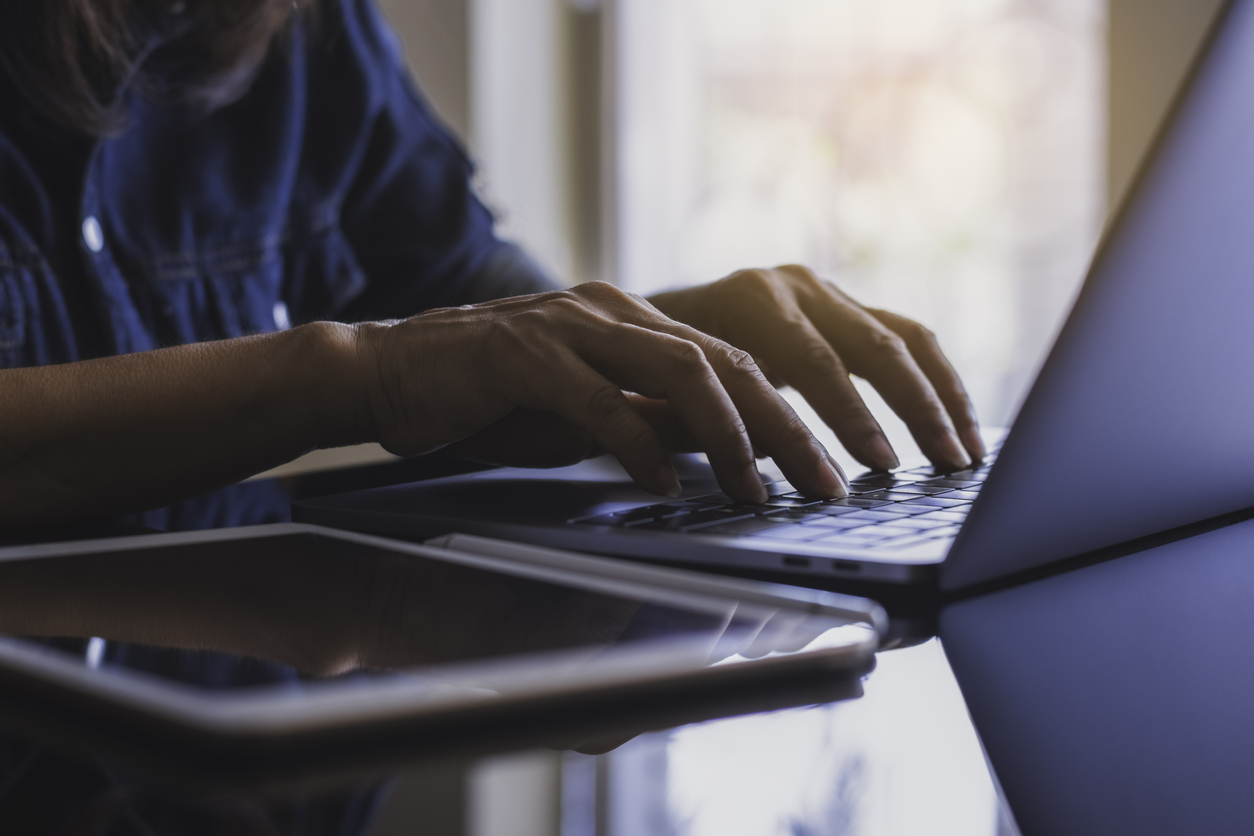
[649, 265, 984, 472]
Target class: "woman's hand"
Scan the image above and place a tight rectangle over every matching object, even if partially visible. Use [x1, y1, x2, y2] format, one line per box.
[355, 282, 847, 503]
[649, 265, 984, 472]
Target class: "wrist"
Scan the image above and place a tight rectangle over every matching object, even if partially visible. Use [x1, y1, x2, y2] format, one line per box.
[291, 320, 380, 449]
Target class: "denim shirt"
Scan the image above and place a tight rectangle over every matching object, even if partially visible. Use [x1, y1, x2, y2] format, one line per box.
[0, 0, 555, 370]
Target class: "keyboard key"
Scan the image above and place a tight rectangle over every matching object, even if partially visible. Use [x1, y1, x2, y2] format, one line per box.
[943, 490, 981, 501]
[848, 474, 912, 489]
[574, 505, 670, 526]
[915, 510, 967, 524]
[639, 508, 755, 531]
[809, 504, 862, 516]
[918, 478, 982, 489]
[844, 510, 910, 522]
[900, 496, 969, 509]
[887, 516, 950, 529]
[883, 504, 939, 516]
[826, 497, 892, 509]
[699, 518, 794, 536]
[801, 516, 871, 530]
[770, 511, 831, 523]
[878, 484, 954, 495]
[760, 497, 825, 509]
[864, 525, 920, 538]
[870, 506, 924, 517]
[859, 490, 928, 502]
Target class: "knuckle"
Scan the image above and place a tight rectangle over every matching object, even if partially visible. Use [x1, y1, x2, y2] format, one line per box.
[863, 328, 908, 361]
[668, 339, 712, 374]
[906, 319, 937, 345]
[779, 263, 825, 289]
[540, 288, 580, 306]
[725, 268, 775, 296]
[722, 346, 761, 376]
[484, 315, 526, 351]
[545, 296, 588, 319]
[575, 280, 630, 303]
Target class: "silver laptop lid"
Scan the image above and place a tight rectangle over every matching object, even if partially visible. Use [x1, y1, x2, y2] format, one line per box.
[942, 0, 1254, 590]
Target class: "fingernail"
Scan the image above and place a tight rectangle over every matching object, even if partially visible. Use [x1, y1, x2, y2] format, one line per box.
[939, 431, 971, 470]
[656, 464, 682, 497]
[815, 457, 847, 498]
[868, 435, 899, 471]
[742, 464, 768, 503]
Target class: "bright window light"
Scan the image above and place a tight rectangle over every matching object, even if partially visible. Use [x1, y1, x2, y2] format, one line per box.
[615, 0, 1106, 426]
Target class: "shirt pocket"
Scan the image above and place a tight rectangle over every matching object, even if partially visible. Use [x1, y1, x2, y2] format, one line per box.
[140, 209, 366, 346]
[141, 235, 285, 345]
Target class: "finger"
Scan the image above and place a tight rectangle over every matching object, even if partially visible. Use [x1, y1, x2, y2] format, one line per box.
[806, 293, 970, 470]
[573, 323, 767, 502]
[564, 282, 842, 498]
[578, 309, 846, 499]
[689, 333, 848, 498]
[508, 348, 680, 496]
[625, 395, 769, 457]
[730, 308, 899, 471]
[869, 308, 985, 462]
[624, 395, 702, 452]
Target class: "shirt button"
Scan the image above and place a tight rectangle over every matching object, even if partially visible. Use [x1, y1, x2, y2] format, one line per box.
[82, 216, 104, 253]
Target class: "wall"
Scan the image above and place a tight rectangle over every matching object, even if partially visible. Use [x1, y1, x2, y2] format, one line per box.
[1106, 0, 1226, 208]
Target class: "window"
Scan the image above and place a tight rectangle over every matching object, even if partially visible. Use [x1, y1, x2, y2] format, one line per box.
[614, 0, 1106, 426]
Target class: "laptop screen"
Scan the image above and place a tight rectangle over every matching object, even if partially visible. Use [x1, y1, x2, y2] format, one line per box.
[944, 0, 1254, 589]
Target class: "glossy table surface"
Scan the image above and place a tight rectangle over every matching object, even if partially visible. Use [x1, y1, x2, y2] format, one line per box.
[0, 633, 1011, 836]
[6, 412, 1254, 834]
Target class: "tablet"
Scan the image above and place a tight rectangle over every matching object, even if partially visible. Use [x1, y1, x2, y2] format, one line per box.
[0, 524, 879, 787]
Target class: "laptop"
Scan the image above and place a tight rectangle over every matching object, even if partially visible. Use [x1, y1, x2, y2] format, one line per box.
[297, 0, 1254, 593]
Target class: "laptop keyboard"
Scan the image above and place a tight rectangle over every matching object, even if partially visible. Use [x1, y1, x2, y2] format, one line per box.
[571, 445, 1000, 552]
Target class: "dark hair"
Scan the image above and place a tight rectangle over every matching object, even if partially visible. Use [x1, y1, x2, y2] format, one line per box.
[0, 0, 310, 136]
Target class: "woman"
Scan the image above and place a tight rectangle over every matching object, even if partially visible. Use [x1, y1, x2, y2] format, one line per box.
[0, 0, 984, 530]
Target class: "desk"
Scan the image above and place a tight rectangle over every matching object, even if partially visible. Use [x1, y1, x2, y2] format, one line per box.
[0, 638, 1013, 836]
[0, 455, 1011, 835]
[6, 447, 1254, 835]
[374, 639, 1013, 836]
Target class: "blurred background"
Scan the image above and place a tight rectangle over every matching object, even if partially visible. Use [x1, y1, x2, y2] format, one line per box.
[364, 1, 1224, 833]
[380, 0, 1220, 429]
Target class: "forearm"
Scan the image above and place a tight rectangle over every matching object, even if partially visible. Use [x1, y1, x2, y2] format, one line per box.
[0, 322, 368, 529]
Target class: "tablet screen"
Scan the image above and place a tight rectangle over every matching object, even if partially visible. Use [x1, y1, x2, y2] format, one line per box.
[0, 532, 830, 696]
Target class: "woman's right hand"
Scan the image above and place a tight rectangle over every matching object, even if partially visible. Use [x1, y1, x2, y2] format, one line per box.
[353, 282, 848, 503]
